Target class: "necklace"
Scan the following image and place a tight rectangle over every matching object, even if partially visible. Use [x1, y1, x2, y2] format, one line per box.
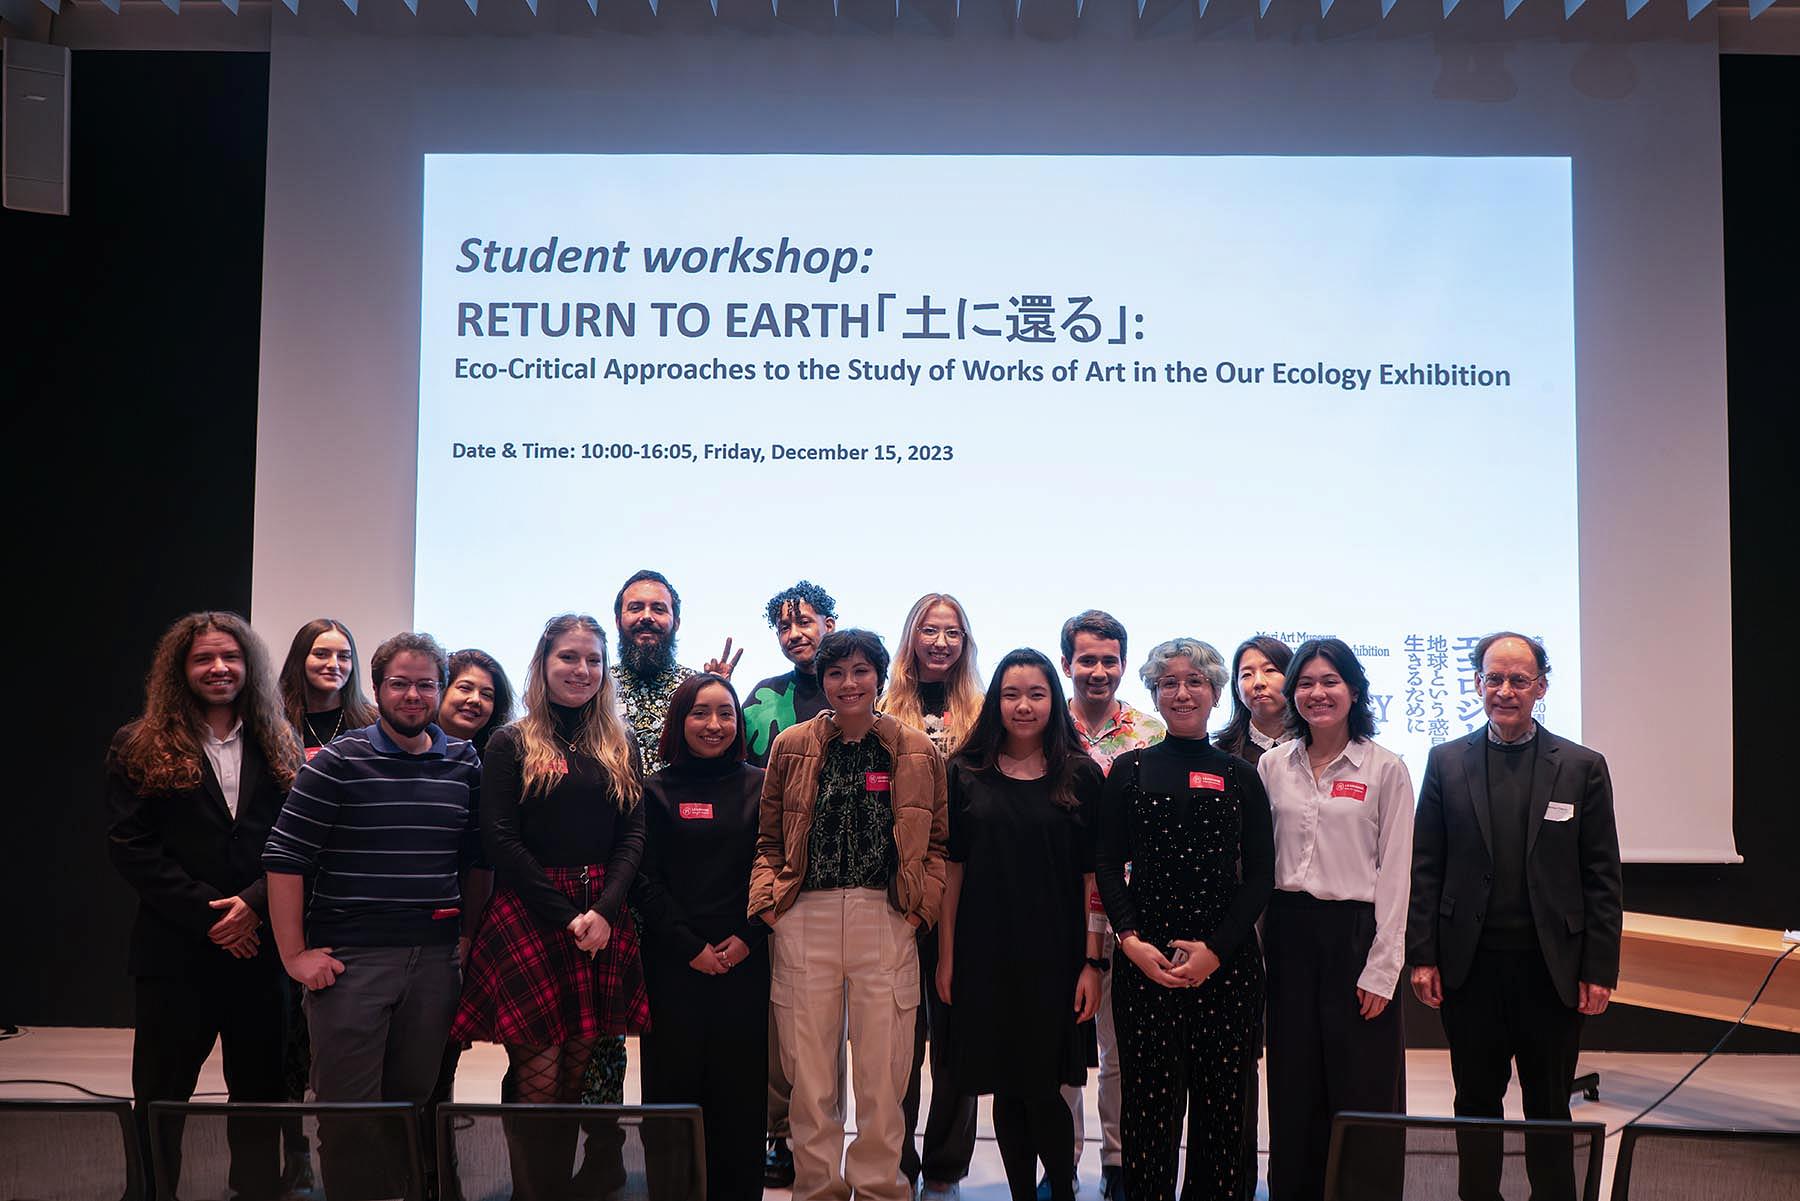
[997, 749, 1046, 779]
[305, 709, 342, 748]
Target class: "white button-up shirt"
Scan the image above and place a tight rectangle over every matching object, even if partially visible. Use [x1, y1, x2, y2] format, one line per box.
[1258, 737, 1415, 998]
[200, 720, 246, 819]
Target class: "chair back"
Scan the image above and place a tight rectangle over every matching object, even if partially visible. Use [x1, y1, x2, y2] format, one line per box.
[1325, 1111, 1607, 1201]
[1610, 1124, 1800, 1201]
[148, 1100, 425, 1200]
[0, 1098, 144, 1201]
[436, 1103, 707, 1201]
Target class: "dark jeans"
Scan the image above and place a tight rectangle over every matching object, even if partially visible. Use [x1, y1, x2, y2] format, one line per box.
[1440, 946, 1585, 1201]
[305, 942, 461, 1201]
[901, 925, 978, 1185]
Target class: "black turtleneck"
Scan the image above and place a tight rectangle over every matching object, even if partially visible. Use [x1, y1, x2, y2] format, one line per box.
[919, 680, 949, 719]
[300, 706, 344, 750]
[634, 754, 769, 960]
[479, 702, 646, 929]
[1095, 734, 1274, 963]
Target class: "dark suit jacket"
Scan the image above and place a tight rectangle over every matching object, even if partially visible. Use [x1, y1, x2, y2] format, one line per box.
[104, 723, 289, 977]
[1405, 725, 1622, 1009]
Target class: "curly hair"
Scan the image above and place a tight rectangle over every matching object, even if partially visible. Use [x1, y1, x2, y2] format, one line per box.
[764, 580, 838, 628]
[116, 611, 301, 794]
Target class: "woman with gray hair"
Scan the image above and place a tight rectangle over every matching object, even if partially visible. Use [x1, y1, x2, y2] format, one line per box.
[1093, 637, 1274, 1201]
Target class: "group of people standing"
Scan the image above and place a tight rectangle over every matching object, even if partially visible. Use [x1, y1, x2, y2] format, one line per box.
[106, 573, 1623, 1201]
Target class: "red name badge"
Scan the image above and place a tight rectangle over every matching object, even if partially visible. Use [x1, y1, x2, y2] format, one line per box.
[1331, 780, 1369, 802]
[304, 745, 324, 761]
[679, 803, 714, 820]
[865, 771, 891, 792]
[431, 907, 461, 921]
[1088, 888, 1107, 913]
[1189, 771, 1226, 792]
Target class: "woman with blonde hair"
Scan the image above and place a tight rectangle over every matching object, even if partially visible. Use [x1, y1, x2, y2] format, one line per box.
[453, 614, 648, 1195]
[882, 592, 984, 757]
[882, 592, 983, 1197]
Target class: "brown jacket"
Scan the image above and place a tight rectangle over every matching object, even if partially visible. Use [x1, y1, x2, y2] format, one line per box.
[748, 711, 949, 928]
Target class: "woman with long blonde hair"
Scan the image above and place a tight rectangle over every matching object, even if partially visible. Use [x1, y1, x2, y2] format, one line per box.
[881, 593, 984, 757]
[881, 592, 984, 1196]
[453, 614, 649, 1192]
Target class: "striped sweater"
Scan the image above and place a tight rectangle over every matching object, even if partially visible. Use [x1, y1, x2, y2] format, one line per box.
[262, 722, 482, 947]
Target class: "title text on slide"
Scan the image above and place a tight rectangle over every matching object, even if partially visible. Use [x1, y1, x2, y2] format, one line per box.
[455, 236, 873, 284]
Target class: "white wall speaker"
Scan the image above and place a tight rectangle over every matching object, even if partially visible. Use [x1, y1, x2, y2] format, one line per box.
[4, 38, 71, 216]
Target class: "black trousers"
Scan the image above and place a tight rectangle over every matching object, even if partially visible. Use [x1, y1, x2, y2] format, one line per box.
[901, 926, 978, 1185]
[132, 957, 287, 1200]
[641, 945, 772, 1201]
[1263, 894, 1404, 1201]
[1439, 946, 1585, 1201]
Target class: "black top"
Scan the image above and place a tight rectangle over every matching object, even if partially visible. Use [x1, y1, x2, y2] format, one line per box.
[634, 755, 770, 960]
[299, 707, 345, 751]
[1095, 735, 1273, 962]
[1481, 739, 1538, 949]
[947, 758, 1102, 1094]
[919, 681, 948, 717]
[481, 706, 646, 928]
[802, 735, 898, 892]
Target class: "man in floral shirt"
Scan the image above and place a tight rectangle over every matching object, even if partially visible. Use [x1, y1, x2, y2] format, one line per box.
[1058, 610, 1165, 1201]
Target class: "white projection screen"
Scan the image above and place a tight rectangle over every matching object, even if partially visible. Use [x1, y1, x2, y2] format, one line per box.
[252, 6, 1736, 863]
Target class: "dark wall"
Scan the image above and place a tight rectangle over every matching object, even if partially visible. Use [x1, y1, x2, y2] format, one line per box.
[1, 51, 270, 1026]
[0, 50, 1793, 1050]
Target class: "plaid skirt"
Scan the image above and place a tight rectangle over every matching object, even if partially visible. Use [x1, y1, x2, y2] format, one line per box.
[453, 864, 651, 1046]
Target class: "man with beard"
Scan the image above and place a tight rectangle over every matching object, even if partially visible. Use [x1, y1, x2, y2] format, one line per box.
[263, 632, 483, 1200]
[614, 568, 742, 775]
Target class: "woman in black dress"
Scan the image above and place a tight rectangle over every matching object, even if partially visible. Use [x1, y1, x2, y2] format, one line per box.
[936, 648, 1104, 1201]
[634, 673, 769, 1201]
[1096, 637, 1274, 1201]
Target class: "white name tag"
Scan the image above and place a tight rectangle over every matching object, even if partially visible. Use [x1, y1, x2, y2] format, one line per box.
[1545, 801, 1575, 823]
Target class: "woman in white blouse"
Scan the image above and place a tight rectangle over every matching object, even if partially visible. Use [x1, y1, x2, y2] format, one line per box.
[1256, 638, 1414, 1201]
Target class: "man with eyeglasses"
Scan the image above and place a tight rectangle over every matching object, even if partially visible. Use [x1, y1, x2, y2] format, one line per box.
[1405, 632, 1622, 1201]
[263, 631, 484, 1199]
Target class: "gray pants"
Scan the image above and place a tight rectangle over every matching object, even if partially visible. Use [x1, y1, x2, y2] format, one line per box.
[305, 943, 460, 1200]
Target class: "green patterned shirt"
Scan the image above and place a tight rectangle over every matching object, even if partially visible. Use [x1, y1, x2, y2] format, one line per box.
[802, 735, 898, 892]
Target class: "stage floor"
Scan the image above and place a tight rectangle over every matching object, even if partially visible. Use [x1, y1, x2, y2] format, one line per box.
[3, 1028, 1795, 1199]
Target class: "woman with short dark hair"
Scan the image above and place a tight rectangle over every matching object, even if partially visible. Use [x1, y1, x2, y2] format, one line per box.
[1257, 638, 1414, 1201]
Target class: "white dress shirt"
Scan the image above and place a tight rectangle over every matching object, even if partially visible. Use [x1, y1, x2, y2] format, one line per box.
[1248, 724, 1290, 753]
[200, 720, 246, 819]
[1258, 737, 1415, 999]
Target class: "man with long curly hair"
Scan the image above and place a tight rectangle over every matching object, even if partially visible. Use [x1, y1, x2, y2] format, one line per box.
[105, 610, 302, 1197]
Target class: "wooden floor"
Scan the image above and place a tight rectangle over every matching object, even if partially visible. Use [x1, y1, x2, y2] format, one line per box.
[3, 1028, 1796, 1199]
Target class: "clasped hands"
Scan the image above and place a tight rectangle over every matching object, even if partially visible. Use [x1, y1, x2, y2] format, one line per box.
[689, 935, 752, 975]
[1119, 933, 1220, 990]
[207, 895, 261, 959]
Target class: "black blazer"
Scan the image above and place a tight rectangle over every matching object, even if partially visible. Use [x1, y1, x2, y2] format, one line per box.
[1405, 726, 1622, 1009]
[104, 723, 289, 977]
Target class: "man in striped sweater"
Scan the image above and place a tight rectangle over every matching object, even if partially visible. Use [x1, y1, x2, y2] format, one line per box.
[263, 631, 483, 1198]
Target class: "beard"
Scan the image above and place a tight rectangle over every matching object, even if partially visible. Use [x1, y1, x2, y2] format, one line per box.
[618, 624, 677, 678]
[379, 701, 432, 739]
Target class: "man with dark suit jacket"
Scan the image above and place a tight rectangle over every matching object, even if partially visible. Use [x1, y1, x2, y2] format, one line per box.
[1406, 631, 1622, 1201]
[105, 612, 302, 1198]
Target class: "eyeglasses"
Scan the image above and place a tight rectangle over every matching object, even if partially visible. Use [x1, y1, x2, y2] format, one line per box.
[1479, 672, 1542, 692]
[1154, 677, 1213, 696]
[382, 676, 441, 697]
[919, 625, 964, 644]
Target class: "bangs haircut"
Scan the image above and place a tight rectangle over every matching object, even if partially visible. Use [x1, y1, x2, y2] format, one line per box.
[955, 648, 1088, 810]
[1283, 637, 1378, 744]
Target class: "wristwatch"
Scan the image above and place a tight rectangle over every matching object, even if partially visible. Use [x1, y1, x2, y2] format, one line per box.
[1085, 956, 1110, 973]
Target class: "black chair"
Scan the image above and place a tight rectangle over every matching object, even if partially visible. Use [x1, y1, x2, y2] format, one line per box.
[1610, 1124, 1800, 1201]
[436, 1103, 706, 1201]
[0, 1097, 145, 1201]
[148, 1100, 425, 1200]
[1325, 1112, 1607, 1201]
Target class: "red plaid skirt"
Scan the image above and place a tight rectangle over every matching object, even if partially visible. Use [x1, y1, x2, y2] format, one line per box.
[453, 864, 651, 1046]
